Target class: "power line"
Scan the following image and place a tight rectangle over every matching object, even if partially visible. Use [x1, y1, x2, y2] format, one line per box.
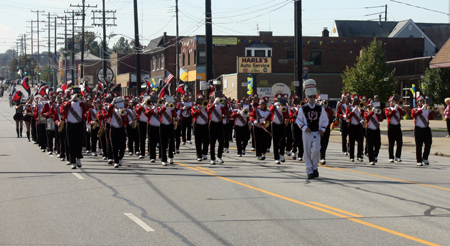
[390, 0, 449, 16]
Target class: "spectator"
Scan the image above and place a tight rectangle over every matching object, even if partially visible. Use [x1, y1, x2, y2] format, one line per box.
[445, 98, 450, 137]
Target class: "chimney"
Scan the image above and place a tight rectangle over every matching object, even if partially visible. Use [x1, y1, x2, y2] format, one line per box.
[322, 27, 329, 37]
[259, 31, 273, 37]
[378, 15, 382, 26]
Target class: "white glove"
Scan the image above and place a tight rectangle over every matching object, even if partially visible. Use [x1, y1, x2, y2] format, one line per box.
[274, 102, 280, 107]
[259, 118, 265, 123]
[360, 120, 365, 125]
[394, 104, 398, 110]
[248, 121, 253, 127]
[183, 106, 188, 110]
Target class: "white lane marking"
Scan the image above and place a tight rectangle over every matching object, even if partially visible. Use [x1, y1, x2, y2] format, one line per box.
[72, 173, 84, 180]
[124, 213, 155, 232]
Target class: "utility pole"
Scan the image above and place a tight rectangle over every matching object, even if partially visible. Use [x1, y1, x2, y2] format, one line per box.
[385, 4, 387, 22]
[26, 20, 34, 82]
[205, 0, 213, 90]
[294, 0, 302, 97]
[175, 0, 179, 87]
[71, 0, 97, 85]
[31, 10, 45, 83]
[133, 0, 141, 95]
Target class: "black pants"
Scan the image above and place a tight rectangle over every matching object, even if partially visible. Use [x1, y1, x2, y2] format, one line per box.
[340, 119, 349, 153]
[194, 123, 209, 158]
[446, 118, 450, 135]
[37, 123, 46, 149]
[85, 130, 91, 152]
[272, 123, 286, 160]
[175, 123, 181, 150]
[292, 123, 304, 158]
[66, 122, 84, 164]
[90, 127, 99, 153]
[253, 126, 270, 157]
[414, 126, 432, 163]
[58, 128, 66, 158]
[31, 118, 37, 142]
[160, 124, 174, 162]
[127, 125, 139, 154]
[110, 126, 126, 164]
[285, 122, 293, 153]
[229, 120, 235, 140]
[320, 124, 331, 160]
[99, 129, 107, 157]
[223, 122, 230, 149]
[148, 125, 161, 160]
[138, 121, 147, 156]
[235, 125, 249, 155]
[209, 121, 224, 161]
[54, 127, 59, 153]
[388, 124, 403, 159]
[366, 128, 381, 162]
[348, 123, 363, 159]
[181, 117, 192, 142]
[46, 130, 55, 152]
[105, 124, 113, 159]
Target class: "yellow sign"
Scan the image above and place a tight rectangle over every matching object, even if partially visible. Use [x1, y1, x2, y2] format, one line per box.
[238, 57, 272, 74]
[213, 37, 238, 46]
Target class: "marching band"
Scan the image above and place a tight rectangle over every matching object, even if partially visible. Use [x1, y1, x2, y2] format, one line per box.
[14, 78, 436, 179]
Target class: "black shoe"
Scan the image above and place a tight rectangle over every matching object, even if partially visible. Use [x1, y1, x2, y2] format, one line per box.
[313, 169, 319, 178]
[307, 173, 314, 179]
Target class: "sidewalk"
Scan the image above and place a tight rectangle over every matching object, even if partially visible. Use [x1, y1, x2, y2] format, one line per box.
[329, 119, 450, 157]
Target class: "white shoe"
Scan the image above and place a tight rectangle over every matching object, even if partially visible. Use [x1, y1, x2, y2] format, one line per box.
[139, 155, 144, 159]
[446, 135, 450, 138]
[76, 159, 82, 167]
[108, 159, 114, 164]
[182, 142, 186, 145]
[292, 154, 297, 160]
[114, 163, 119, 168]
[237, 154, 242, 157]
[92, 152, 97, 156]
[150, 159, 155, 163]
[41, 149, 45, 152]
[71, 164, 77, 169]
[162, 162, 167, 166]
[86, 150, 91, 154]
[319, 159, 325, 165]
[169, 158, 173, 164]
[395, 158, 402, 162]
[102, 157, 107, 160]
[210, 160, 216, 165]
[119, 160, 123, 166]
[176, 149, 180, 154]
[251, 147, 255, 151]
[57, 154, 60, 158]
[98, 149, 103, 156]
[48, 151, 53, 155]
[357, 158, 363, 162]
[66, 161, 71, 165]
[423, 160, 429, 165]
[187, 141, 192, 144]
[217, 157, 224, 164]
[129, 152, 133, 155]
[224, 148, 229, 153]
[298, 157, 303, 161]
[280, 155, 285, 162]
[286, 151, 291, 156]
[370, 162, 375, 165]
[350, 159, 354, 162]
[374, 157, 378, 163]
[197, 158, 202, 161]
[60, 158, 65, 161]
[417, 162, 423, 166]
[343, 152, 348, 156]
[275, 160, 280, 164]
[389, 159, 394, 163]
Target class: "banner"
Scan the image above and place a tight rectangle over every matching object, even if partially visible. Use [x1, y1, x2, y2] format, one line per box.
[238, 57, 272, 74]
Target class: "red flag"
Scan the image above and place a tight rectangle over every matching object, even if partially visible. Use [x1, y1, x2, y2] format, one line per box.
[36, 85, 49, 97]
[21, 76, 30, 94]
[176, 82, 186, 94]
[158, 83, 171, 99]
[145, 79, 151, 91]
[12, 91, 23, 103]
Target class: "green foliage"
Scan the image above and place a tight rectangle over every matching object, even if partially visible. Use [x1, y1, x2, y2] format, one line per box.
[420, 68, 450, 105]
[112, 37, 133, 54]
[9, 55, 37, 72]
[66, 32, 103, 57]
[39, 65, 53, 82]
[342, 38, 397, 102]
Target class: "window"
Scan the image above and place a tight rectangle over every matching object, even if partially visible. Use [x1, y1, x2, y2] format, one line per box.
[188, 52, 191, 66]
[245, 47, 272, 57]
[197, 50, 206, 65]
[161, 55, 164, 69]
[310, 51, 322, 66]
[152, 57, 156, 71]
[182, 54, 185, 67]
[156, 56, 160, 70]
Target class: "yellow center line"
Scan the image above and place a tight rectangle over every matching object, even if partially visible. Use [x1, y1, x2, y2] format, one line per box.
[175, 161, 440, 246]
[195, 166, 216, 173]
[308, 201, 364, 218]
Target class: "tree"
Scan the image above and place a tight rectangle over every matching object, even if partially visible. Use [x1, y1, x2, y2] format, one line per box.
[420, 68, 450, 105]
[112, 37, 133, 54]
[342, 38, 397, 102]
[9, 55, 37, 72]
[66, 32, 102, 57]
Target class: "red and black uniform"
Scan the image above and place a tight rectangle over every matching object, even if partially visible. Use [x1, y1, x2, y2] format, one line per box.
[270, 104, 289, 161]
[54, 103, 66, 160]
[249, 107, 272, 158]
[290, 105, 303, 159]
[250, 102, 259, 150]
[97, 106, 107, 158]
[411, 107, 433, 163]
[86, 106, 100, 154]
[178, 100, 193, 143]
[346, 105, 364, 160]
[107, 105, 127, 165]
[364, 110, 383, 163]
[385, 106, 406, 160]
[320, 105, 334, 160]
[157, 104, 177, 163]
[192, 105, 209, 159]
[208, 103, 227, 162]
[62, 100, 87, 165]
[84, 104, 94, 152]
[135, 102, 148, 157]
[144, 105, 161, 161]
[336, 100, 349, 153]
[230, 108, 250, 156]
[41, 101, 57, 153]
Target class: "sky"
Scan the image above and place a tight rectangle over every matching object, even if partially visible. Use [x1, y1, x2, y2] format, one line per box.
[1, 0, 449, 54]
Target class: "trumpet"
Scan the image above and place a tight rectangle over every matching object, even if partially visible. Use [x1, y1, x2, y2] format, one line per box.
[157, 98, 163, 106]
[280, 106, 288, 113]
[359, 101, 366, 109]
[58, 120, 64, 132]
[168, 102, 175, 109]
[145, 97, 152, 106]
[241, 108, 250, 118]
[398, 99, 405, 106]
[263, 120, 271, 128]
[202, 100, 208, 108]
[92, 118, 99, 130]
[322, 100, 328, 107]
[119, 108, 126, 116]
[373, 108, 381, 114]
[218, 98, 225, 104]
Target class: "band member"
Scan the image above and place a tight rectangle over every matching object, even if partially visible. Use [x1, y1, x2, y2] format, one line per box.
[103, 93, 115, 164]
[145, 97, 162, 163]
[126, 96, 139, 156]
[108, 97, 127, 168]
[31, 97, 38, 143]
[385, 96, 406, 162]
[364, 99, 383, 165]
[54, 95, 66, 161]
[346, 95, 364, 162]
[191, 94, 209, 161]
[290, 95, 304, 161]
[223, 97, 232, 153]
[173, 96, 182, 154]
[179, 92, 193, 145]
[337, 92, 351, 155]
[87, 97, 101, 156]
[318, 94, 333, 165]
[13, 100, 24, 138]
[135, 92, 149, 159]
[412, 95, 433, 166]
[250, 94, 259, 151]
[230, 99, 250, 157]
[83, 96, 93, 154]
[97, 100, 107, 159]
[208, 96, 226, 164]
[158, 99, 177, 166]
[249, 98, 272, 160]
[23, 97, 34, 141]
[35, 95, 49, 152]
[270, 94, 289, 164]
[296, 79, 328, 179]
[41, 93, 58, 155]
[62, 91, 87, 169]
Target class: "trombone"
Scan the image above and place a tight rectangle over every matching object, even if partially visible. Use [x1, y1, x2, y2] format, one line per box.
[398, 99, 405, 107]
[322, 100, 328, 107]
[280, 106, 288, 113]
[168, 102, 175, 109]
[218, 98, 225, 104]
[202, 100, 208, 108]
[119, 108, 126, 116]
[359, 101, 366, 110]
[241, 108, 250, 118]
[145, 97, 152, 106]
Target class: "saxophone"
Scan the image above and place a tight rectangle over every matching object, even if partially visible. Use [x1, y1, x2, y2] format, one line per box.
[58, 120, 64, 132]
[97, 122, 105, 138]
[92, 118, 99, 130]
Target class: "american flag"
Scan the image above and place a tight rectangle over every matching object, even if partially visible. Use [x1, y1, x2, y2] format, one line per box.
[164, 70, 174, 84]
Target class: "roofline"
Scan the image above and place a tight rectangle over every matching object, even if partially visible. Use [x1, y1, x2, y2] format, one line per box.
[386, 56, 434, 63]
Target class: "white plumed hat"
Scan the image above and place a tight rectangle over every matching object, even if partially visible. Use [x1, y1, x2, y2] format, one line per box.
[303, 79, 317, 97]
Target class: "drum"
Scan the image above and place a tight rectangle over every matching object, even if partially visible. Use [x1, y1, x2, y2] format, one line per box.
[46, 118, 56, 131]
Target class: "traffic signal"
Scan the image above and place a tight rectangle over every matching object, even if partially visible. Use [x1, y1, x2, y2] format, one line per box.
[16, 66, 19, 70]
[1, 64, 3, 68]
[38, 69, 41, 75]
[24, 68, 27, 75]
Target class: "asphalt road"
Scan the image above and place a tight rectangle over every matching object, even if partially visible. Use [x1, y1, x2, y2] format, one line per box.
[0, 97, 449, 246]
